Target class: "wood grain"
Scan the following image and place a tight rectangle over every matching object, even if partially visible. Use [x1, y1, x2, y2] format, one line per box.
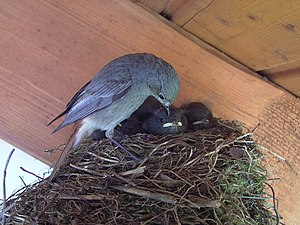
[255, 93, 300, 224]
[182, 0, 300, 71]
[135, 0, 300, 96]
[0, 1, 299, 223]
[132, 0, 167, 13]
[160, 0, 213, 26]
[264, 68, 300, 96]
[133, 0, 214, 26]
[261, 60, 300, 96]
[0, 0, 286, 155]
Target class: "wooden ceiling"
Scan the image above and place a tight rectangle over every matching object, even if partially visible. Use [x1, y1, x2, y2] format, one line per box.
[133, 0, 300, 96]
[0, 1, 299, 223]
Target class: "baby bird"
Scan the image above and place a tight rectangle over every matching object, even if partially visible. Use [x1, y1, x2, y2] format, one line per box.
[142, 107, 188, 135]
[180, 102, 212, 131]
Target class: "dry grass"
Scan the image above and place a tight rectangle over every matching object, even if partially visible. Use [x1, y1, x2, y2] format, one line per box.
[2, 120, 277, 224]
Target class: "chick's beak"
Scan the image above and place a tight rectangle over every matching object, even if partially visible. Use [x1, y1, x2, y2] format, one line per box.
[162, 121, 183, 128]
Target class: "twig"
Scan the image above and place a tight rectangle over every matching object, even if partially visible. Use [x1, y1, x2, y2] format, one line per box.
[235, 132, 253, 140]
[251, 121, 260, 133]
[148, 140, 176, 157]
[2, 148, 15, 225]
[49, 130, 76, 182]
[119, 166, 146, 176]
[87, 152, 119, 163]
[58, 194, 107, 201]
[217, 120, 241, 130]
[110, 186, 220, 208]
[36, 193, 59, 218]
[20, 167, 43, 180]
[242, 146, 253, 173]
[69, 163, 111, 178]
[112, 172, 136, 187]
[257, 145, 297, 174]
[19, 176, 27, 187]
[265, 182, 280, 225]
[111, 185, 177, 204]
[205, 133, 253, 157]
[256, 145, 286, 161]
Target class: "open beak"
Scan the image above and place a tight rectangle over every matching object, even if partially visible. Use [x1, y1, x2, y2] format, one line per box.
[163, 121, 183, 128]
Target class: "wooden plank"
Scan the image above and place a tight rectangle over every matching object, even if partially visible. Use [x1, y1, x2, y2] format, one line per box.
[143, 11, 300, 223]
[0, 29, 76, 165]
[0, 0, 287, 160]
[131, 0, 167, 12]
[0, 1, 299, 223]
[261, 60, 300, 97]
[255, 93, 300, 224]
[264, 68, 300, 96]
[183, 0, 300, 71]
[134, 0, 300, 96]
[159, 0, 213, 26]
[133, 0, 214, 26]
[262, 59, 300, 74]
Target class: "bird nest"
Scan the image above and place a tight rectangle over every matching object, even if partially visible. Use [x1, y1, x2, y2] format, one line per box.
[3, 120, 277, 224]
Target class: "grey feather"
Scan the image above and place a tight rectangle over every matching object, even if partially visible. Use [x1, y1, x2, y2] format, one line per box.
[49, 53, 180, 149]
[51, 59, 133, 132]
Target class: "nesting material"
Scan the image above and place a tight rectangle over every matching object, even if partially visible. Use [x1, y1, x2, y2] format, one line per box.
[4, 120, 276, 224]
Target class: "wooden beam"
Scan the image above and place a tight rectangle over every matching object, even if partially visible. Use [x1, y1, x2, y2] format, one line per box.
[135, 0, 300, 72]
[132, 0, 216, 27]
[134, 0, 300, 96]
[265, 69, 300, 96]
[261, 60, 300, 96]
[0, 1, 299, 223]
[160, 0, 214, 26]
[255, 93, 300, 223]
[182, 0, 300, 71]
[131, 0, 167, 13]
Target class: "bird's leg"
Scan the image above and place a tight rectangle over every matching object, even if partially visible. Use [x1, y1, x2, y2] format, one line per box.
[106, 130, 139, 161]
[108, 137, 139, 161]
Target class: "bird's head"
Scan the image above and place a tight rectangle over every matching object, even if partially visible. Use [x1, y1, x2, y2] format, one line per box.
[129, 53, 180, 115]
[149, 58, 180, 115]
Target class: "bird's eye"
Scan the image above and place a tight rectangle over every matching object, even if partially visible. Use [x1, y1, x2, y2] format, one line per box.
[158, 93, 165, 100]
[160, 117, 164, 123]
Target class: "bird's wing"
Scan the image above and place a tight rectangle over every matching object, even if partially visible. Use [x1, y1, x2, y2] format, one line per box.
[50, 67, 132, 132]
[48, 80, 91, 126]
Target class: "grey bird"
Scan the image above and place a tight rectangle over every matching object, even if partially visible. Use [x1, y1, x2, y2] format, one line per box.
[91, 97, 166, 139]
[142, 107, 188, 135]
[48, 53, 180, 155]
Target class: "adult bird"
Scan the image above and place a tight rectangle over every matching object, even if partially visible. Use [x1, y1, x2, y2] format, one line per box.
[48, 53, 180, 156]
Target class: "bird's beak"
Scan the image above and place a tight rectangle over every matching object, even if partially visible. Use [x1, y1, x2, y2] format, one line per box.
[163, 121, 183, 128]
[164, 105, 170, 116]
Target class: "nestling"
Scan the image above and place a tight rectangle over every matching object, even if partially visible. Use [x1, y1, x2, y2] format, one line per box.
[142, 107, 188, 135]
[181, 102, 212, 130]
